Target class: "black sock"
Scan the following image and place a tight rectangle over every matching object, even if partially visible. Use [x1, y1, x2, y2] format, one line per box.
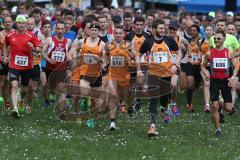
[111, 119, 115, 122]
[186, 89, 193, 105]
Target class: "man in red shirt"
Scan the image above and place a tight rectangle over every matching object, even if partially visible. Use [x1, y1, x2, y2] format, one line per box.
[2, 15, 41, 118]
[42, 21, 72, 119]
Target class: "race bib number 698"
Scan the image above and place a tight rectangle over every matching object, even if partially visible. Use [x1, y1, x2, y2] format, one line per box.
[213, 58, 228, 69]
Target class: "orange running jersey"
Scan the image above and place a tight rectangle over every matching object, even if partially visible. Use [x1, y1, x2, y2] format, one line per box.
[107, 41, 130, 84]
[79, 38, 102, 77]
[149, 41, 172, 77]
[129, 35, 145, 67]
[189, 42, 201, 65]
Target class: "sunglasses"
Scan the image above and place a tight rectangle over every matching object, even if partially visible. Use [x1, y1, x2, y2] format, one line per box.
[214, 37, 222, 41]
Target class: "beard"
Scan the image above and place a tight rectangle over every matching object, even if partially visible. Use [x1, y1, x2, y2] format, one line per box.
[156, 32, 164, 38]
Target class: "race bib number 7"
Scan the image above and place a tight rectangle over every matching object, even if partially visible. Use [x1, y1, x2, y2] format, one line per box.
[51, 51, 65, 62]
[213, 58, 228, 69]
[153, 52, 168, 63]
[110, 56, 125, 67]
[14, 55, 28, 66]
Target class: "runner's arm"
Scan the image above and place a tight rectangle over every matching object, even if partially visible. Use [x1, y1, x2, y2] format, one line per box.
[128, 42, 141, 72]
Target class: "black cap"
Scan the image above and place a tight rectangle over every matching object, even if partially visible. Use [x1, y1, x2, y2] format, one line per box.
[169, 21, 179, 30]
[112, 15, 122, 24]
[206, 15, 214, 21]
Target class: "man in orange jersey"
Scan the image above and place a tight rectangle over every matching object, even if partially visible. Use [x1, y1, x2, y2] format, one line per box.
[105, 25, 143, 130]
[69, 23, 106, 116]
[185, 24, 202, 113]
[125, 16, 152, 114]
[147, 19, 180, 137]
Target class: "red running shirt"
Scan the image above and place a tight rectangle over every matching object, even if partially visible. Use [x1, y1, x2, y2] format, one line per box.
[210, 48, 231, 79]
[46, 36, 68, 70]
[5, 30, 40, 70]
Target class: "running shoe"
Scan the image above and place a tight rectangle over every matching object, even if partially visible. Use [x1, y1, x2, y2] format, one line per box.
[164, 113, 171, 125]
[148, 126, 159, 137]
[215, 128, 222, 137]
[128, 106, 134, 115]
[172, 105, 180, 116]
[4, 101, 10, 110]
[26, 106, 31, 114]
[187, 104, 193, 113]
[229, 105, 237, 116]
[204, 105, 210, 113]
[44, 99, 50, 108]
[18, 99, 25, 112]
[109, 122, 116, 131]
[12, 108, 20, 119]
[135, 101, 142, 112]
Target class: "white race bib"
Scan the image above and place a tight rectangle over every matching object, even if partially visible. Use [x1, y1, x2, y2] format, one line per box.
[192, 54, 199, 62]
[14, 55, 28, 66]
[51, 51, 65, 62]
[213, 58, 228, 69]
[153, 52, 168, 63]
[110, 56, 125, 67]
[83, 54, 98, 64]
[171, 54, 177, 63]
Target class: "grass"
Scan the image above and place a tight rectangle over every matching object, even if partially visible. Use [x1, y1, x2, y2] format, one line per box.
[0, 91, 240, 160]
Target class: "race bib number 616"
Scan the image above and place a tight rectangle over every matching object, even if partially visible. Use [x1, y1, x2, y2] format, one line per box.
[110, 56, 125, 67]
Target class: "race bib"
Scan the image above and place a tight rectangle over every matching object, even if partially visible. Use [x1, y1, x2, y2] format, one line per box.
[192, 54, 199, 62]
[14, 55, 28, 66]
[51, 51, 65, 62]
[171, 54, 177, 63]
[110, 56, 125, 67]
[153, 52, 168, 63]
[83, 54, 98, 64]
[213, 58, 228, 69]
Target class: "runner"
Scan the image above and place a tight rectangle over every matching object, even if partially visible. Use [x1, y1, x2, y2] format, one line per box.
[125, 15, 152, 113]
[69, 23, 106, 116]
[2, 15, 41, 118]
[147, 19, 179, 137]
[106, 25, 143, 130]
[0, 16, 14, 110]
[200, 25, 214, 112]
[202, 29, 238, 136]
[26, 17, 42, 111]
[168, 21, 187, 116]
[38, 20, 52, 107]
[209, 19, 240, 114]
[42, 21, 72, 118]
[68, 18, 92, 112]
[185, 24, 202, 112]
